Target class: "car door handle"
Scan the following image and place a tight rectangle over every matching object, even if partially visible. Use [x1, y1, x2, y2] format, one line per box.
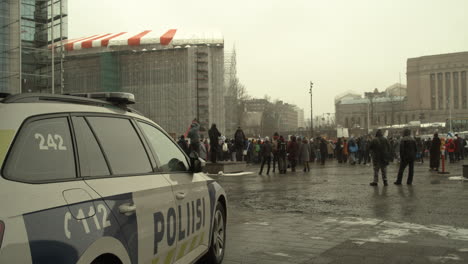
[176, 192, 186, 200]
[119, 203, 137, 216]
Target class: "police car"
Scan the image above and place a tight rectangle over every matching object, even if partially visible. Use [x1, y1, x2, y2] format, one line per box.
[0, 92, 227, 264]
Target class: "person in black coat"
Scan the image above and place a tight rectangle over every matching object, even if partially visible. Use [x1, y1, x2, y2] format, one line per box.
[234, 127, 246, 161]
[259, 137, 273, 175]
[178, 135, 189, 155]
[335, 138, 343, 163]
[369, 129, 391, 186]
[395, 129, 417, 185]
[429, 133, 441, 171]
[319, 137, 328, 165]
[208, 124, 221, 163]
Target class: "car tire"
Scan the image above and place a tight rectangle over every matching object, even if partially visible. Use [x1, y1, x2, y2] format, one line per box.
[205, 201, 226, 264]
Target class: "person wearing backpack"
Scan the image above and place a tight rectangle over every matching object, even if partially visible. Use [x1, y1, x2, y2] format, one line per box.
[395, 129, 417, 185]
[278, 136, 287, 174]
[369, 129, 391, 186]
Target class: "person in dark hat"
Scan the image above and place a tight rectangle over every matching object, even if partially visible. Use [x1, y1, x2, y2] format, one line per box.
[208, 123, 221, 163]
[369, 129, 391, 186]
[395, 129, 417, 185]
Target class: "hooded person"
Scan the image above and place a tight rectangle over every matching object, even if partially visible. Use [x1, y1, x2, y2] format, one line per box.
[395, 129, 417, 185]
[369, 129, 391, 186]
[429, 133, 441, 171]
[208, 123, 221, 163]
[234, 127, 246, 161]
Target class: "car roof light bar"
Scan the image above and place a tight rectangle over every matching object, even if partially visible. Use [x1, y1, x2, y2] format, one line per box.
[68, 92, 136, 105]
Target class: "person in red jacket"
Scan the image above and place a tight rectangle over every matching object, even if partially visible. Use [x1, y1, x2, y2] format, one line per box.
[446, 138, 456, 163]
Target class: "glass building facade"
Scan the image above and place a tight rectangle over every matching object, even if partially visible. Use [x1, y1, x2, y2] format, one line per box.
[0, 0, 67, 94]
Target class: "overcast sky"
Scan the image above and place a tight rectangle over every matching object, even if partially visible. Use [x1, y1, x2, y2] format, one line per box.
[69, 0, 468, 118]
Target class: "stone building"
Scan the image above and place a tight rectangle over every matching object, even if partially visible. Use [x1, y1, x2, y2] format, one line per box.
[336, 52, 468, 132]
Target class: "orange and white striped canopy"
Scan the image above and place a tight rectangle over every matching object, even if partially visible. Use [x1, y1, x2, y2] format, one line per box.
[61, 29, 223, 51]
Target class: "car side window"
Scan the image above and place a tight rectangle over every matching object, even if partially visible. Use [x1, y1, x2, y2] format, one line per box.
[72, 117, 110, 177]
[138, 121, 189, 172]
[3, 117, 76, 181]
[87, 117, 152, 175]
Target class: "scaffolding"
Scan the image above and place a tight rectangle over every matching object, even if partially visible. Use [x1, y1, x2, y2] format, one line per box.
[63, 43, 225, 136]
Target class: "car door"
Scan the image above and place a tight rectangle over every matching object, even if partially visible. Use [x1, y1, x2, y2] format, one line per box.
[136, 121, 211, 263]
[0, 115, 104, 264]
[78, 115, 179, 264]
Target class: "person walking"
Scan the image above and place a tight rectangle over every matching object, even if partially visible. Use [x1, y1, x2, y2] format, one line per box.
[299, 138, 310, 172]
[234, 127, 246, 161]
[278, 136, 287, 174]
[259, 137, 273, 175]
[208, 124, 221, 163]
[395, 129, 417, 185]
[429, 133, 441, 171]
[369, 129, 391, 186]
[287, 136, 299, 172]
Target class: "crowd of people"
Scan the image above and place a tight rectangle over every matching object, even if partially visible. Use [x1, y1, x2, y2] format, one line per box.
[177, 120, 468, 185]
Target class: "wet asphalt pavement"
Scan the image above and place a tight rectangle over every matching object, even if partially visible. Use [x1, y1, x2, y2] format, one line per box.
[211, 159, 468, 264]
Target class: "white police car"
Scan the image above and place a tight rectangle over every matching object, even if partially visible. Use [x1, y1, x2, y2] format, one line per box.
[0, 92, 227, 264]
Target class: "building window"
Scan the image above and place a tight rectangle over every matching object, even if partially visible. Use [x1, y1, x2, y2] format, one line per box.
[430, 74, 436, 110]
[462, 71, 467, 109]
[453, 72, 459, 109]
[446, 72, 451, 109]
[438, 73, 443, 109]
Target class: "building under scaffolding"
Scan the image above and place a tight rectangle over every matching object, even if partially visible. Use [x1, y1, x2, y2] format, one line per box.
[62, 30, 225, 136]
[0, 0, 67, 94]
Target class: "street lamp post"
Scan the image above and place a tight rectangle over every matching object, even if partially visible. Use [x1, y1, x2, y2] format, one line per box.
[309, 81, 313, 137]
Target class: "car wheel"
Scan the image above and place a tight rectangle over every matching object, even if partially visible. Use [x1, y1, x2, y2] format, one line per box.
[205, 201, 226, 264]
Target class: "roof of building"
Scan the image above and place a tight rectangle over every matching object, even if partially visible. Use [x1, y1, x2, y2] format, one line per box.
[56, 29, 224, 52]
[334, 90, 362, 103]
[339, 96, 406, 105]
